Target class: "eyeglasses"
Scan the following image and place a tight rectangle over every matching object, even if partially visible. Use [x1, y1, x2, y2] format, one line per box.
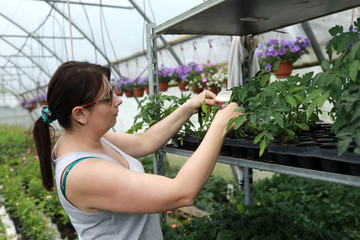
[81, 88, 113, 108]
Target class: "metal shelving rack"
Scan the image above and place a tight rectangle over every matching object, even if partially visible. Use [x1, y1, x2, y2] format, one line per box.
[147, 0, 360, 205]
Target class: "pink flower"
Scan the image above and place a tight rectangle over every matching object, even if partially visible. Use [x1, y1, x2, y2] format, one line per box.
[23, 161, 27, 164]
[27, 148, 33, 154]
[202, 77, 207, 83]
[21, 154, 25, 157]
[22, 157, 26, 161]
[9, 167, 14, 172]
[172, 224, 177, 228]
[166, 211, 172, 214]
[210, 62, 216, 66]
[34, 155, 39, 160]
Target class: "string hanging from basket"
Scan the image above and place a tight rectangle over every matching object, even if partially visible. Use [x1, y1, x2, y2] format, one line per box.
[192, 41, 201, 63]
[206, 39, 218, 64]
[179, 42, 186, 65]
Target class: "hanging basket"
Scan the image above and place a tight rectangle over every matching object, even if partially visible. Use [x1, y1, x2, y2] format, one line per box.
[192, 85, 204, 94]
[133, 88, 144, 97]
[159, 82, 169, 92]
[207, 84, 220, 94]
[125, 90, 134, 98]
[275, 60, 293, 78]
[115, 89, 123, 96]
[177, 81, 188, 92]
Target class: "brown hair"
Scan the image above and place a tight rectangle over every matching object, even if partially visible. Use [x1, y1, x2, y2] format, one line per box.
[33, 61, 111, 191]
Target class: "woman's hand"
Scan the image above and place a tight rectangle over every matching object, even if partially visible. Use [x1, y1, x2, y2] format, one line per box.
[211, 102, 241, 132]
[187, 90, 217, 114]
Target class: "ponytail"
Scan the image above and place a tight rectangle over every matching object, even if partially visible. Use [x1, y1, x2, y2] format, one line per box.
[33, 112, 55, 192]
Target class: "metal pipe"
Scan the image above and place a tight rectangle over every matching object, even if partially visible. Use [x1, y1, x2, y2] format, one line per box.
[128, 0, 183, 66]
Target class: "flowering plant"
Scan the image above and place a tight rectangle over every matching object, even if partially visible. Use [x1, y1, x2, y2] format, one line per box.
[185, 62, 226, 91]
[158, 65, 177, 83]
[114, 76, 135, 92]
[39, 94, 47, 102]
[256, 37, 311, 71]
[28, 97, 38, 104]
[134, 76, 148, 89]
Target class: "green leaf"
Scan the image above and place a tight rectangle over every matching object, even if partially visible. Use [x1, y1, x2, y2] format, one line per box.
[285, 95, 297, 107]
[265, 132, 274, 140]
[350, 107, 360, 122]
[286, 129, 295, 136]
[321, 60, 331, 71]
[307, 101, 317, 118]
[294, 94, 304, 103]
[260, 73, 271, 87]
[254, 131, 266, 144]
[297, 123, 309, 131]
[235, 106, 246, 113]
[337, 137, 353, 155]
[226, 117, 236, 131]
[259, 137, 270, 156]
[305, 89, 323, 102]
[234, 115, 247, 130]
[349, 60, 360, 81]
[289, 86, 308, 94]
[274, 112, 284, 128]
[328, 25, 343, 36]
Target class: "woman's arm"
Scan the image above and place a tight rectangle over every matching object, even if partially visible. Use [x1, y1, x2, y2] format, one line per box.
[67, 102, 241, 214]
[105, 90, 217, 158]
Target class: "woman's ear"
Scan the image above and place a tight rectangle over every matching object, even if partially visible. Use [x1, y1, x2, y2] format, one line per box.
[72, 106, 88, 125]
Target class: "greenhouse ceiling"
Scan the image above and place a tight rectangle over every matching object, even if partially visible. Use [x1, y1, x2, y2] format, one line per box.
[0, 0, 203, 100]
[1, 0, 360, 105]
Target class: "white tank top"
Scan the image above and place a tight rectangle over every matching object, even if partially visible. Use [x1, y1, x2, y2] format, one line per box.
[52, 137, 163, 240]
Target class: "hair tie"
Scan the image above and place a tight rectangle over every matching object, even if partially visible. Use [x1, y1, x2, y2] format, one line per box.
[42, 106, 56, 124]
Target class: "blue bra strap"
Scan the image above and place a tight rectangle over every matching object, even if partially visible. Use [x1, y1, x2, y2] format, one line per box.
[61, 157, 96, 199]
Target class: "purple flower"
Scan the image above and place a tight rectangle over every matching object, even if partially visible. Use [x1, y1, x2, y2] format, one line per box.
[278, 49, 286, 55]
[269, 50, 279, 57]
[265, 64, 272, 71]
[267, 39, 277, 45]
[290, 45, 301, 52]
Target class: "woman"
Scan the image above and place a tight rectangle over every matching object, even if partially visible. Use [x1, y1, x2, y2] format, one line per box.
[33, 61, 240, 240]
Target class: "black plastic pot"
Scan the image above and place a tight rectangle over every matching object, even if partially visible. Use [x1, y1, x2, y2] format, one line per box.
[263, 150, 276, 163]
[320, 159, 347, 174]
[296, 156, 320, 170]
[275, 154, 297, 167]
[246, 148, 261, 160]
[230, 146, 247, 158]
[348, 163, 360, 176]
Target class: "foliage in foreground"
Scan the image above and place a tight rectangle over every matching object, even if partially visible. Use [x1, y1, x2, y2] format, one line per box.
[162, 206, 352, 240]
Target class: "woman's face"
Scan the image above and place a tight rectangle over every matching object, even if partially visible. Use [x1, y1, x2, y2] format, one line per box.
[87, 76, 122, 130]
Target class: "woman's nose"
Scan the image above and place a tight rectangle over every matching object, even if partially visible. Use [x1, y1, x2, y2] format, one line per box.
[113, 94, 122, 107]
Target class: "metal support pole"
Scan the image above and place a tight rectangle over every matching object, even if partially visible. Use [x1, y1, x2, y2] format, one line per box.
[146, 23, 159, 95]
[244, 167, 253, 206]
[301, 22, 326, 70]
